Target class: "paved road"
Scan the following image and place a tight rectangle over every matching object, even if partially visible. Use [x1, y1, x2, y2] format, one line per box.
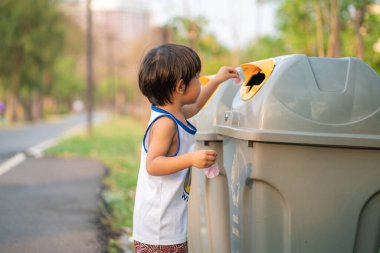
[0, 112, 108, 160]
[0, 157, 106, 253]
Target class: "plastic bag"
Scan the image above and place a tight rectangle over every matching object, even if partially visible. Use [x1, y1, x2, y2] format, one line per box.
[205, 163, 220, 179]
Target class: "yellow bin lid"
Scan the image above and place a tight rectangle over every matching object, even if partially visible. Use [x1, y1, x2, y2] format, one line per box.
[240, 58, 276, 101]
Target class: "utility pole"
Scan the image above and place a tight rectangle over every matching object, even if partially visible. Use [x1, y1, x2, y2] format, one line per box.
[106, 11, 116, 114]
[86, 0, 94, 135]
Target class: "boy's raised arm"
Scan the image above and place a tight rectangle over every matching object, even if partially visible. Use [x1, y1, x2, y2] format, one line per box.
[183, 66, 239, 119]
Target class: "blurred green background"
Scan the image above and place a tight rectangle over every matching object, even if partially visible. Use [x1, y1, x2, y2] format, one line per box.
[0, 0, 379, 125]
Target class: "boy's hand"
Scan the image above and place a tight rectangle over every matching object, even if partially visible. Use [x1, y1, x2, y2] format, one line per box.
[212, 66, 239, 85]
[191, 150, 217, 168]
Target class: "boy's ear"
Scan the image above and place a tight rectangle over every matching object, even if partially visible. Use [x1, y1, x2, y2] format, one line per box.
[175, 80, 185, 94]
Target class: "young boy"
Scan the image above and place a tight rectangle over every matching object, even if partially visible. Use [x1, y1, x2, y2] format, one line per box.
[133, 44, 239, 253]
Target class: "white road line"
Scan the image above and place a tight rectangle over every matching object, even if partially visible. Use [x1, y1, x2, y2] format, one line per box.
[0, 153, 26, 177]
[0, 113, 109, 177]
[0, 125, 85, 177]
[26, 138, 58, 158]
[26, 125, 84, 158]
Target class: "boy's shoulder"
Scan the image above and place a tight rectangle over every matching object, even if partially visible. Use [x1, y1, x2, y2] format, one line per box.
[150, 115, 177, 135]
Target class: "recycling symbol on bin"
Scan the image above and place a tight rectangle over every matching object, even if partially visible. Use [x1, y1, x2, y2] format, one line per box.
[230, 152, 241, 208]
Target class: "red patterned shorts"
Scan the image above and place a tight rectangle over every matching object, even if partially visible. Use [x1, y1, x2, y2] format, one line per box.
[134, 241, 188, 253]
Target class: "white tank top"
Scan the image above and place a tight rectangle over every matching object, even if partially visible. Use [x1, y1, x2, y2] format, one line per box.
[133, 105, 197, 245]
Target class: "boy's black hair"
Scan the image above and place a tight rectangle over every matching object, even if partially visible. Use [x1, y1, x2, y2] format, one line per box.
[138, 44, 201, 106]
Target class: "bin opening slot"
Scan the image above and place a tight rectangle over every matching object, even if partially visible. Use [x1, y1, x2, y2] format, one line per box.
[245, 71, 266, 92]
[239, 58, 275, 101]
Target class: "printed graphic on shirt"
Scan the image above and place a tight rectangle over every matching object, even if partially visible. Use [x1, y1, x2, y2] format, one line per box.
[182, 168, 191, 202]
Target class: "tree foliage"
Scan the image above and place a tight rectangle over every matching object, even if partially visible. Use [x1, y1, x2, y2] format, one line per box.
[242, 0, 379, 73]
[0, 0, 83, 122]
[166, 16, 233, 74]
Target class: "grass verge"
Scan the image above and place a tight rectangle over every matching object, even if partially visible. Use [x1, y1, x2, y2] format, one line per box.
[47, 115, 145, 252]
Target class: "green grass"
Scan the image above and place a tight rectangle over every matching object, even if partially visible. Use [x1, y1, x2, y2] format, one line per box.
[47, 115, 145, 241]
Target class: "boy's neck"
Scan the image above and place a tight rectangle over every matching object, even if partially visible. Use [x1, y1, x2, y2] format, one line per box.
[156, 102, 184, 120]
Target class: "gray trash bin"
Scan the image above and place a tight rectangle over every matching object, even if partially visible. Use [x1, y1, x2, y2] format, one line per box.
[188, 70, 242, 253]
[217, 54, 380, 253]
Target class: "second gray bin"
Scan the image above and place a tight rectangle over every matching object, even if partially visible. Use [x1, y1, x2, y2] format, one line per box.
[217, 55, 380, 253]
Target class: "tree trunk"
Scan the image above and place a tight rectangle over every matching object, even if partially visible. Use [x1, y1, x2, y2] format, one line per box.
[38, 94, 44, 119]
[313, 0, 325, 57]
[32, 92, 44, 120]
[86, 0, 94, 135]
[10, 94, 19, 123]
[353, 1, 366, 60]
[10, 58, 22, 123]
[188, 21, 197, 49]
[327, 0, 342, 57]
[21, 96, 33, 122]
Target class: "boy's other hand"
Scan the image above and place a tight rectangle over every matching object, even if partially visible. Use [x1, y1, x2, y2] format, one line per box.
[191, 150, 217, 168]
[213, 66, 239, 85]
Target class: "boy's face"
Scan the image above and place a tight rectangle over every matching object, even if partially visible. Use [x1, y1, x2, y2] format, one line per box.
[183, 74, 201, 104]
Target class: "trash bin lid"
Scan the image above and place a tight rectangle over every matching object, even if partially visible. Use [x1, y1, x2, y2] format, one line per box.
[217, 54, 380, 148]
